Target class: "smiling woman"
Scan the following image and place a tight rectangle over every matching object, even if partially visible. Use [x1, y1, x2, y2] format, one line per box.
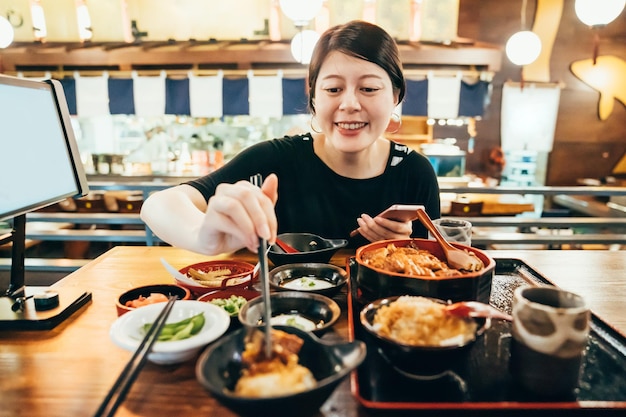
[140, 20, 441, 259]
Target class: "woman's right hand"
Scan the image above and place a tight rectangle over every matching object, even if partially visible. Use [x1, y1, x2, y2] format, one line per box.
[198, 173, 279, 254]
[141, 174, 278, 256]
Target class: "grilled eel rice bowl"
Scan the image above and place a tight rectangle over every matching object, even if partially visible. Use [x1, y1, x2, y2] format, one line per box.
[354, 239, 495, 303]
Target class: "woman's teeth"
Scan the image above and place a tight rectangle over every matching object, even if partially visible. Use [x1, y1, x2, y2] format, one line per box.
[337, 122, 366, 130]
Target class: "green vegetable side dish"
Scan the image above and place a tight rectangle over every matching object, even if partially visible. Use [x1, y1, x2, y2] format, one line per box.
[209, 295, 248, 316]
[142, 312, 206, 342]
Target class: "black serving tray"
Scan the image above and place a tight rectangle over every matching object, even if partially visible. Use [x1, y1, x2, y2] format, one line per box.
[347, 258, 626, 415]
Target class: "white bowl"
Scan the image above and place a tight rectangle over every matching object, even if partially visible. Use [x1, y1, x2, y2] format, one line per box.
[110, 300, 230, 365]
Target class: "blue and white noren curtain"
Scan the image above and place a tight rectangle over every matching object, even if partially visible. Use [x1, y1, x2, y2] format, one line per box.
[501, 81, 561, 152]
[54, 72, 489, 119]
[402, 74, 490, 118]
[189, 71, 223, 117]
[133, 71, 166, 116]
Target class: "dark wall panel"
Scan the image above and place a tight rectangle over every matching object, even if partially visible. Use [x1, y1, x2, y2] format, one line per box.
[457, 0, 626, 185]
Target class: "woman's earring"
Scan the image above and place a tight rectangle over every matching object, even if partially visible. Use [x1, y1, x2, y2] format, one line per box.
[310, 116, 322, 133]
[385, 113, 401, 134]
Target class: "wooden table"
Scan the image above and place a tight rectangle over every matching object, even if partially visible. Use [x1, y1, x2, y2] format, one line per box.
[1, 247, 624, 417]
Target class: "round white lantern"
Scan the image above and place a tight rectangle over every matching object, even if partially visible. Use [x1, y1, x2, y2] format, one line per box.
[279, 0, 323, 26]
[0, 16, 14, 49]
[290, 29, 320, 64]
[575, 0, 625, 26]
[505, 31, 542, 66]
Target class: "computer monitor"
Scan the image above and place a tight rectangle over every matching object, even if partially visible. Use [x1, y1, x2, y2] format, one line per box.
[0, 75, 91, 329]
[0, 75, 89, 221]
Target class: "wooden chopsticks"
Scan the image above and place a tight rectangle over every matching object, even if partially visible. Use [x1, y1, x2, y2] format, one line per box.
[93, 295, 178, 417]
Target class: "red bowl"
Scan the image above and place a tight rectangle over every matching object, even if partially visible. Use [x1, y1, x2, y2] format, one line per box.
[197, 288, 261, 303]
[354, 238, 495, 304]
[116, 284, 191, 316]
[197, 288, 261, 316]
[177, 260, 256, 297]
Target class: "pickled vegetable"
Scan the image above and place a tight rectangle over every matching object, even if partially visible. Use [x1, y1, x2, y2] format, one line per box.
[142, 312, 205, 342]
[209, 295, 248, 316]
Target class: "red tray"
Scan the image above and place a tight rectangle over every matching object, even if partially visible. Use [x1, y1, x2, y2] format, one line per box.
[347, 258, 626, 415]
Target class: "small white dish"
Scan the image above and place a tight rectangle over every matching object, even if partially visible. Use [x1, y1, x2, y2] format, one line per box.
[110, 300, 230, 365]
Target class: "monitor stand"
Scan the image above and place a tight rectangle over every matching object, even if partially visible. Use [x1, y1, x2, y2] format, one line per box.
[0, 287, 92, 331]
[0, 215, 92, 330]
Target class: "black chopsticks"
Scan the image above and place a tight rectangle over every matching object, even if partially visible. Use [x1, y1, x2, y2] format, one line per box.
[93, 295, 178, 417]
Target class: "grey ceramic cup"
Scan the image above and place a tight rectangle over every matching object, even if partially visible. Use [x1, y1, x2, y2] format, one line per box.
[432, 218, 472, 245]
[510, 286, 590, 397]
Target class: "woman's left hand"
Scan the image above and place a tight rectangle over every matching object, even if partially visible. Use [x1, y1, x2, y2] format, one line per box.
[354, 213, 412, 242]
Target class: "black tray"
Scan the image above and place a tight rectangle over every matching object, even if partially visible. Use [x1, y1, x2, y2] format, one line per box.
[347, 258, 626, 415]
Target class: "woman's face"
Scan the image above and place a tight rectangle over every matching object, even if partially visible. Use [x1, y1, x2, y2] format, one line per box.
[314, 51, 398, 154]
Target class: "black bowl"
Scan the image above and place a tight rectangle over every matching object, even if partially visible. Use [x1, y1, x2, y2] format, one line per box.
[269, 263, 348, 297]
[355, 238, 496, 304]
[359, 295, 489, 377]
[238, 291, 341, 336]
[195, 325, 366, 417]
[268, 233, 348, 266]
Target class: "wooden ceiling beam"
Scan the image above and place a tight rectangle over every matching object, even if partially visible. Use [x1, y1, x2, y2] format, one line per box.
[0, 40, 502, 73]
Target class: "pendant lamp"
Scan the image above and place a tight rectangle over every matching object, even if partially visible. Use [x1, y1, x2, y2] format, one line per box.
[575, 0, 625, 64]
[0, 15, 13, 48]
[505, 0, 542, 67]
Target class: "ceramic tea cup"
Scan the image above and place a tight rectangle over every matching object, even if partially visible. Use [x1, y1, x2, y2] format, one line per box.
[509, 286, 590, 398]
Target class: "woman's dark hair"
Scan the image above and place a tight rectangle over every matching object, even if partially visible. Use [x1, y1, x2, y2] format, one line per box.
[307, 20, 405, 114]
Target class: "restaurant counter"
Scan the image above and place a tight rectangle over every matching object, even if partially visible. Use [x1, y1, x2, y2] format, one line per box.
[1, 247, 625, 417]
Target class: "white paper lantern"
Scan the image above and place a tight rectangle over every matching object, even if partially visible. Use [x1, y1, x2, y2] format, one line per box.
[290, 30, 320, 64]
[505, 31, 542, 66]
[279, 0, 323, 26]
[0, 16, 14, 48]
[575, 0, 625, 26]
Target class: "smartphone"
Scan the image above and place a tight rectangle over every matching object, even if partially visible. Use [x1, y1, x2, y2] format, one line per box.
[378, 204, 424, 222]
[349, 204, 424, 237]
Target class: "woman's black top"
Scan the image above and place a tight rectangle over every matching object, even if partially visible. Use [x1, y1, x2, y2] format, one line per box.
[186, 133, 441, 248]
